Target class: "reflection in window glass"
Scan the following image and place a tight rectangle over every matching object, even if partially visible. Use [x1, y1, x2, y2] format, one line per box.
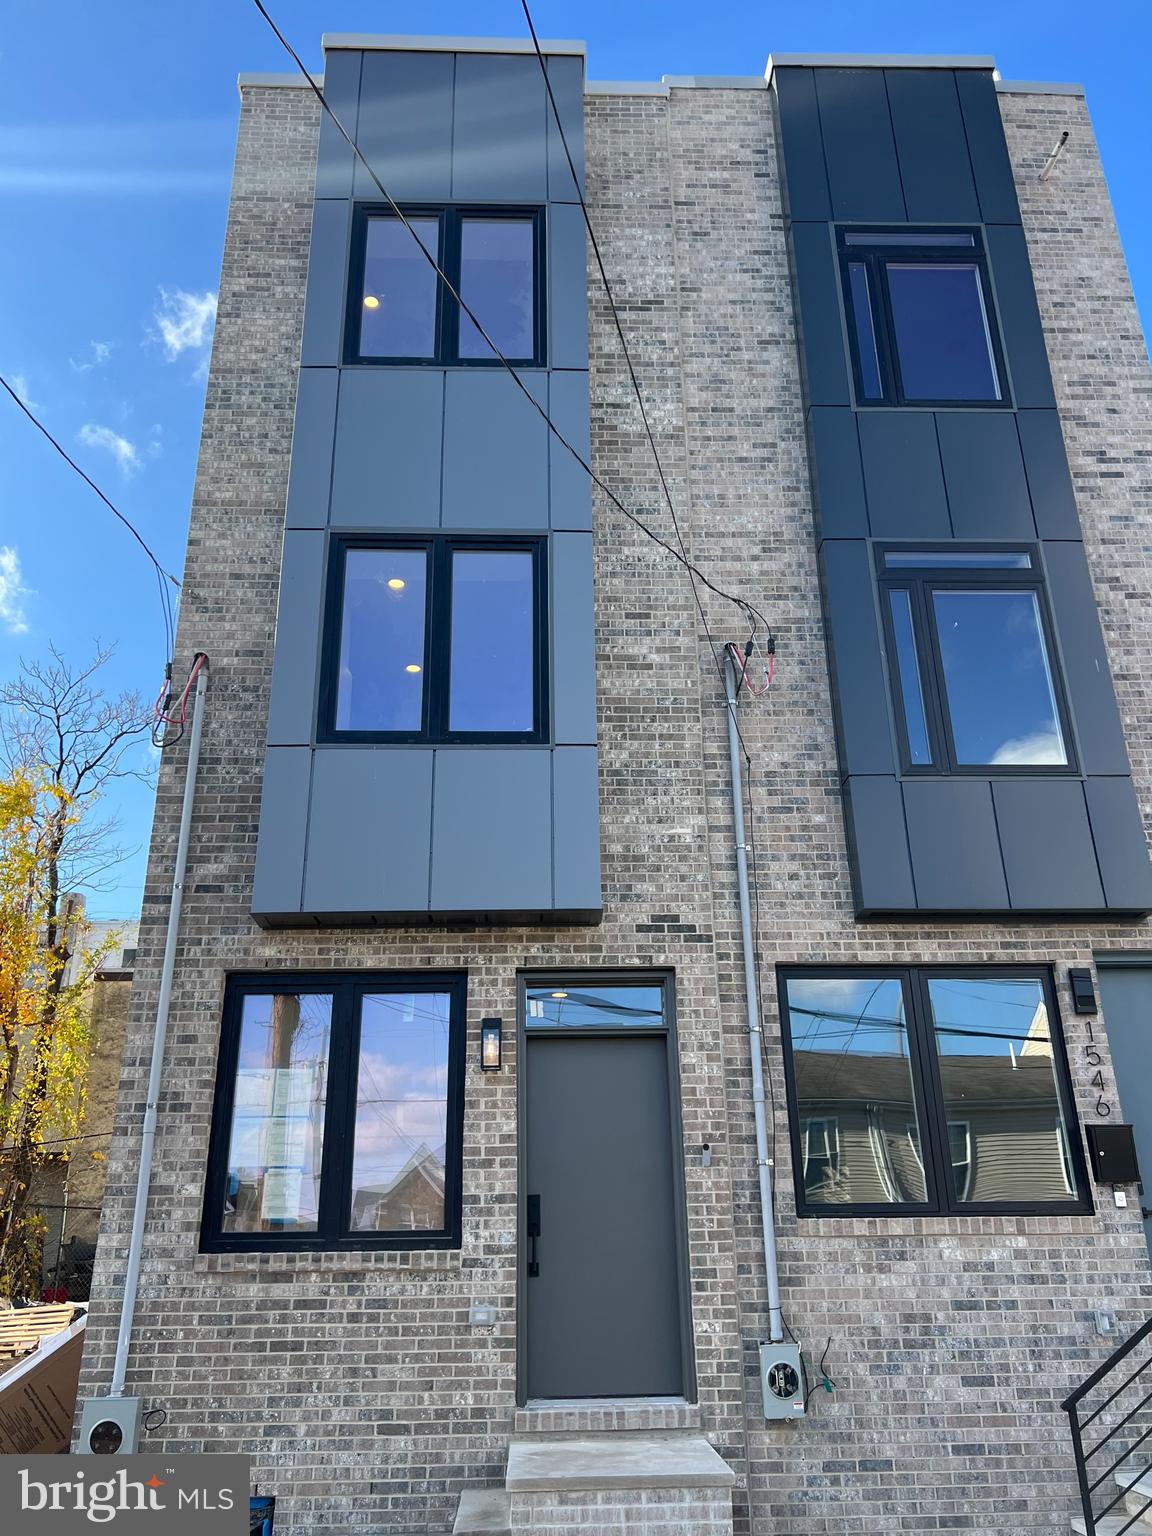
[926, 977, 1075, 1204]
[223, 993, 333, 1233]
[783, 976, 927, 1205]
[847, 262, 883, 399]
[350, 993, 451, 1234]
[888, 590, 932, 766]
[883, 550, 1032, 571]
[458, 219, 536, 359]
[335, 549, 428, 733]
[843, 231, 975, 247]
[525, 983, 666, 1029]
[449, 551, 535, 732]
[932, 589, 1067, 766]
[886, 262, 1000, 401]
[359, 216, 439, 358]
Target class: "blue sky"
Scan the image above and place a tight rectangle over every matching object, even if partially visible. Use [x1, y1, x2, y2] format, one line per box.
[1, 0, 1149, 917]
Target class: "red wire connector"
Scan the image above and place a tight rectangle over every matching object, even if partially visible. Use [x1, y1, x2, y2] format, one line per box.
[728, 638, 774, 697]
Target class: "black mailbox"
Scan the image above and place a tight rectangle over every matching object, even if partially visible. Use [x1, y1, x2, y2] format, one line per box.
[1086, 1124, 1141, 1185]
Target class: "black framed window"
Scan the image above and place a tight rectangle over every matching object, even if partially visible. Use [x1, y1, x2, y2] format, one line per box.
[349, 205, 545, 366]
[320, 535, 548, 744]
[778, 967, 1090, 1217]
[838, 229, 1007, 406]
[877, 545, 1074, 775]
[202, 974, 466, 1252]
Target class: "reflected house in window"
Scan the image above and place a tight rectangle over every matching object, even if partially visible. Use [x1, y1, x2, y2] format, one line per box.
[350, 1143, 446, 1233]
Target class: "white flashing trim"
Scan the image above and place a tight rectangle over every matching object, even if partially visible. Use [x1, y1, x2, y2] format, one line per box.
[321, 34, 586, 57]
[237, 71, 322, 93]
[995, 79, 1086, 97]
[661, 74, 767, 89]
[586, 81, 670, 97]
[765, 52, 997, 85]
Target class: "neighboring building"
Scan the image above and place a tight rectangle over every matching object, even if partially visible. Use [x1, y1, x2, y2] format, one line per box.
[78, 34, 1152, 1536]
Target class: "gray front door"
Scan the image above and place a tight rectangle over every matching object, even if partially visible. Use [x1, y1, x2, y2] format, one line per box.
[1098, 965, 1152, 1255]
[524, 1032, 684, 1399]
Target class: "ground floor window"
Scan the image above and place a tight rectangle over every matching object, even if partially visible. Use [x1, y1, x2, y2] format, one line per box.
[777, 967, 1089, 1216]
[201, 973, 466, 1252]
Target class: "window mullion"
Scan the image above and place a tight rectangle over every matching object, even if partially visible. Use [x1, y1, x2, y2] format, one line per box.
[314, 982, 355, 1242]
[442, 211, 461, 364]
[916, 580, 962, 774]
[905, 968, 955, 1213]
[871, 253, 902, 405]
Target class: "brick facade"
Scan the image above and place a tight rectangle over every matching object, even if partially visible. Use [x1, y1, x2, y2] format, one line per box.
[78, 72, 1152, 1536]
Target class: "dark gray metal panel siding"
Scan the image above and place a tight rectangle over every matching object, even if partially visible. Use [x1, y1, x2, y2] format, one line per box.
[902, 778, 1008, 909]
[808, 408, 867, 538]
[352, 50, 455, 202]
[549, 371, 593, 531]
[303, 749, 433, 913]
[442, 371, 549, 529]
[843, 776, 916, 912]
[986, 224, 1057, 408]
[552, 533, 597, 746]
[790, 223, 851, 407]
[1086, 778, 1152, 913]
[552, 747, 602, 913]
[251, 747, 311, 917]
[267, 532, 324, 747]
[812, 69, 905, 223]
[884, 69, 980, 224]
[935, 411, 1035, 540]
[300, 201, 351, 368]
[452, 54, 547, 201]
[1044, 540, 1131, 775]
[820, 540, 895, 776]
[430, 749, 552, 911]
[1018, 410, 1082, 539]
[285, 369, 337, 530]
[549, 202, 590, 369]
[954, 71, 1021, 225]
[330, 369, 444, 528]
[858, 412, 950, 539]
[546, 55, 585, 200]
[771, 68, 831, 222]
[314, 48, 361, 199]
[993, 779, 1105, 910]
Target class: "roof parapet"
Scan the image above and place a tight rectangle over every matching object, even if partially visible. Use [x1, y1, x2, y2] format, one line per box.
[321, 34, 586, 56]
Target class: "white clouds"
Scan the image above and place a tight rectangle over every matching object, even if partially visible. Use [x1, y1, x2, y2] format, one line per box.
[78, 423, 141, 475]
[990, 730, 1067, 766]
[0, 547, 31, 634]
[8, 373, 37, 410]
[152, 288, 217, 362]
[69, 340, 111, 374]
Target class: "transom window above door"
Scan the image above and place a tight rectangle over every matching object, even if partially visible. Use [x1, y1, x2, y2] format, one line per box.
[348, 205, 545, 366]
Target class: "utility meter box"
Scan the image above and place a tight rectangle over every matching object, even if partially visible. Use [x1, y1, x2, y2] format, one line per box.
[77, 1394, 142, 1454]
[760, 1343, 806, 1420]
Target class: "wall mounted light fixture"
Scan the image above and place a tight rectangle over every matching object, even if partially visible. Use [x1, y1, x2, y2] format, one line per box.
[480, 1017, 502, 1072]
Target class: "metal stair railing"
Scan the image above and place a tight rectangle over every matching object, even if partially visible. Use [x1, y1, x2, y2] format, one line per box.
[1064, 1316, 1152, 1534]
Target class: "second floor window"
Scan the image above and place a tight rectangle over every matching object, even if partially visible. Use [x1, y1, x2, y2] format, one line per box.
[350, 205, 545, 366]
[320, 535, 548, 744]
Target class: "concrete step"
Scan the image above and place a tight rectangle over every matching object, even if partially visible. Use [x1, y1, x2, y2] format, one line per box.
[505, 1433, 735, 1492]
[1072, 1516, 1152, 1534]
[513, 1396, 701, 1437]
[453, 1488, 510, 1536]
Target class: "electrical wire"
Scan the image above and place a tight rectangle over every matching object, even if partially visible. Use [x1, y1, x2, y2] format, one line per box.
[152, 651, 207, 750]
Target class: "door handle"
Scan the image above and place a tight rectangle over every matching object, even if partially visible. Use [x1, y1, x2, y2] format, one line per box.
[527, 1194, 541, 1277]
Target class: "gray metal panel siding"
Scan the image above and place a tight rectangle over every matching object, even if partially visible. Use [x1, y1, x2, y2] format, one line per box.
[843, 776, 916, 912]
[902, 779, 1009, 910]
[992, 779, 1105, 910]
[552, 533, 597, 745]
[1085, 778, 1152, 913]
[1018, 410, 1082, 539]
[352, 50, 455, 202]
[549, 202, 590, 369]
[452, 53, 547, 201]
[548, 370, 593, 530]
[771, 68, 831, 222]
[441, 371, 549, 529]
[300, 200, 351, 367]
[314, 48, 361, 200]
[330, 369, 444, 528]
[808, 409, 867, 538]
[303, 749, 433, 913]
[955, 70, 1022, 225]
[820, 541, 895, 776]
[986, 224, 1057, 408]
[285, 369, 338, 529]
[552, 748, 602, 912]
[266, 532, 325, 746]
[790, 223, 851, 407]
[1044, 540, 1131, 775]
[935, 412, 1035, 539]
[251, 747, 311, 918]
[858, 412, 950, 539]
[546, 55, 585, 199]
[812, 69, 905, 223]
[430, 749, 552, 911]
[884, 70, 980, 224]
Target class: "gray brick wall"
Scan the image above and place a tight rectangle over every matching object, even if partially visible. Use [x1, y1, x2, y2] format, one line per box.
[78, 73, 1152, 1536]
